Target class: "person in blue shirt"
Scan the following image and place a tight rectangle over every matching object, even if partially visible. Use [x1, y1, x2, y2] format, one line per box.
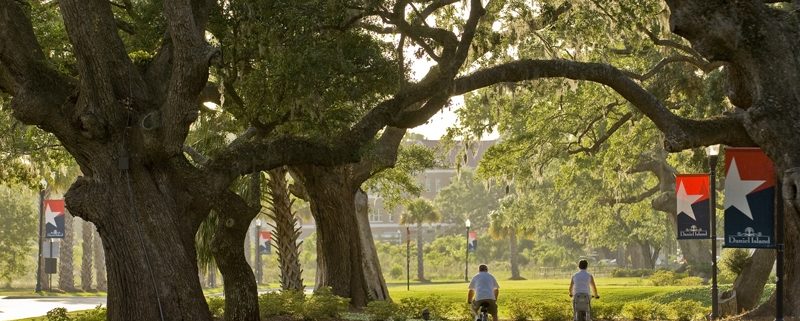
[467, 264, 500, 321]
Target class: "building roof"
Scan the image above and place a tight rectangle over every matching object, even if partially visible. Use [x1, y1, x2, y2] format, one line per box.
[412, 139, 498, 168]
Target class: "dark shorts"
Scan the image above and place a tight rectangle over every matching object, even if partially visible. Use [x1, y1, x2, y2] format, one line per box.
[471, 299, 498, 316]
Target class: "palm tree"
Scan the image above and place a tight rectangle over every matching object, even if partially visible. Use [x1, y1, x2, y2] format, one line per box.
[267, 167, 304, 291]
[81, 219, 94, 291]
[489, 195, 528, 280]
[94, 228, 107, 291]
[400, 199, 441, 282]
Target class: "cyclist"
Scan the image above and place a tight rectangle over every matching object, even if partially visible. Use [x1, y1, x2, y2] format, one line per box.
[569, 259, 599, 321]
[467, 264, 500, 321]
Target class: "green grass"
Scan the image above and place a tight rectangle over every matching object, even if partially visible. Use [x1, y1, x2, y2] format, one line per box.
[0, 288, 106, 298]
[387, 277, 709, 318]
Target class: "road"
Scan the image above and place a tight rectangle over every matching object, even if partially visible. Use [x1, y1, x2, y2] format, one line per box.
[0, 296, 106, 321]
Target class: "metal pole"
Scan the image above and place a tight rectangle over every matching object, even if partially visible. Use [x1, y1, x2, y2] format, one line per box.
[255, 225, 261, 285]
[465, 226, 469, 282]
[709, 156, 719, 320]
[406, 227, 410, 291]
[776, 174, 784, 321]
[35, 188, 45, 293]
[48, 239, 53, 291]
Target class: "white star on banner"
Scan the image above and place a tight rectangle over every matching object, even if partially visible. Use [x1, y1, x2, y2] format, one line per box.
[676, 181, 703, 220]
[45, 204, 60, 227]
[724, 158, 765, 220]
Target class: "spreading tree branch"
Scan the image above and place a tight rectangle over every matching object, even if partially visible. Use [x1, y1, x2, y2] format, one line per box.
[351, 127, 408, 184]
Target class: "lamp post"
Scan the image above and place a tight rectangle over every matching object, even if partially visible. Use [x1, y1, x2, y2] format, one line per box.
[465, 219, 471, 282]
[406, 227, 411, 291]
[255, 219, 262, 285]
[705, 144, 720, 320]
[35, 179, 47, 293]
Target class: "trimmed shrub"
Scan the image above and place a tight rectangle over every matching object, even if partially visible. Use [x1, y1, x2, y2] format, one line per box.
[390, 265, 404, 280]
[366, 300, 405, 321]
[592, 302, 622, 321]
[667, 299, 709, 321]
[534, 302, 571, 321]
[446, 303, 473, 321]
[207, 296, 225, 319]
[721, 248, 750, 276]
[46, 308, 71, 321]
[612, 268, 654, 278]
[507, 298, 534, 321]
[302, 287, 350, 321]
[73, 306, 107, 321]
[398, 296, 449, 320]
[259, 290, 306, 318]
[678, 276, 704, 286]
[649, 270, 680, 286]
[621, 300, 670, 321]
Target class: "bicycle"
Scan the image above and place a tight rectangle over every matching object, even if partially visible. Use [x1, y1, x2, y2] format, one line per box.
[477, 302, 490, 321]
[571, 293, 599, 321]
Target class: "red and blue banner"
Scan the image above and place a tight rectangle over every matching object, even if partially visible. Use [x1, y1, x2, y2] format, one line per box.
[468, 231, 477, 252]
[676, 174, 711, 239]
[724, 148, 775, 248]
[259, 231, 272, 254]
[44, 199, 66, 238]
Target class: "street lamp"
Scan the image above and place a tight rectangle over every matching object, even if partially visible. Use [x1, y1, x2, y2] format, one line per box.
[465, 219, 471, 282]
[705, 144, 720, 320]
[255, 219, 262, 285]
[35, 179, 47, 293]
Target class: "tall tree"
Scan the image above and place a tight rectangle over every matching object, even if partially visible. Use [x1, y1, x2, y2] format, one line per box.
[489, 195, 528, 280]
[58, 210, 76, 291]
[94, 227, 107, 291]
[81, 219, 93, 291]
[400, 198, 441, 282]
[267, 167, 304, 291]
[0, 186, 37, 286]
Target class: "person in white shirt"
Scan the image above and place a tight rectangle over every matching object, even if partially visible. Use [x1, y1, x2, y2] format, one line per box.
[569, 259, 599, 321]
[467, 264, 500, 321]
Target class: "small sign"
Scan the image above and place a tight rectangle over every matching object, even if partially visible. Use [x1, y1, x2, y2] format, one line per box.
[44, 199, 66, 238]
[43, 240, 60, 258]
[44, 258, 58, 274]
[723, 148, 775, 248]
[676, 174, 711, 239]
[468, 231, 477, 252]
[259, 231, 272, 254]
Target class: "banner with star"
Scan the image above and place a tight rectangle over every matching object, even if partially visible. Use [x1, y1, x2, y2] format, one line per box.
[259, 231, 272, 254]
[723, 148, 775, 248]
[676, 174, 711, 239]
[468, 231, 477, 252]
[44, 199, 66, 238]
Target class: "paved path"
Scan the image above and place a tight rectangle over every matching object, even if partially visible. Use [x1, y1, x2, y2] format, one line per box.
[0, 296, 106, 321]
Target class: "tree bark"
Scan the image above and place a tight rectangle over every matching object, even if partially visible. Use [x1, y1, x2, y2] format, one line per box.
[212, 175, 261, 321]
[58, 210, 76, 291]
[81, 220, 93, 291]
[722, 249, 775, 313]
[509, 229, 524, 280]
[268, 167, 304, 291]
[292, 165, 389, 307]
[354, 189, 390, 298]
[94, 228, 107, 291]
[416, 224, 426, 282]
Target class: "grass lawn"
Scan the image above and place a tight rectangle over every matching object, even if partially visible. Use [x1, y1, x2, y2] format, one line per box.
[388, 277, 711, 318]
[0, 288, 107, 298]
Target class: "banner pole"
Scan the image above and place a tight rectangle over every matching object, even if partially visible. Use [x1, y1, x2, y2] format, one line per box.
[775, 174, 784, 321]
[709, 157, 719, 320]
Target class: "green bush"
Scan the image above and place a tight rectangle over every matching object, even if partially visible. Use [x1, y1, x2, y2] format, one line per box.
[207, 296, 225, 319]
[302, 287, 350, 321]
[259, 290, 306, 318]
[649, 270, 680, 286]
[398, 296, 449, 320]
[592, 302, 622, 321]
[621, 300, 670, 321]
[445, 303, 473, 321]
[721, 249, 750, 276]
[390, 265, 405, 280]
[366, 301, 403, 321]
[73, 306, 107, 321]
[507, 298, 534, 321]
[666, 299, 709, 321]
[612, 268, 654, 278]
[678, 276, 704, 286]
[46, 308, 71, 321]
[534, 302, 571, 321]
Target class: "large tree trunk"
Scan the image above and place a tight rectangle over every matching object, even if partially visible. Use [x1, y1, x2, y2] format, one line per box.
[58, 210, 76, 291]
[354, 189, 390, 298]
[720, 249, 775, 314]
[94, 228, 107, 291]
[293, 165, 389, 307]
[628, 242, 656, 269]
[509, 229, 524, 280]
[268, 167, 304, 291]
[212, 174, 261, 321]
[81, 220, 93, 291]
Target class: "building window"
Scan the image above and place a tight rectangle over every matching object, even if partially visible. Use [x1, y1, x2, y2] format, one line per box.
[369, 206, 381, 222]
[435, 178, 441, 192]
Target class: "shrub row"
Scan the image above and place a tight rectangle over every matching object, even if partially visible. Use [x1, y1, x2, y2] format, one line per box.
[44, 306, 107, 321]
[365, 296, 472, 321]
[648, 271, 703, 287]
